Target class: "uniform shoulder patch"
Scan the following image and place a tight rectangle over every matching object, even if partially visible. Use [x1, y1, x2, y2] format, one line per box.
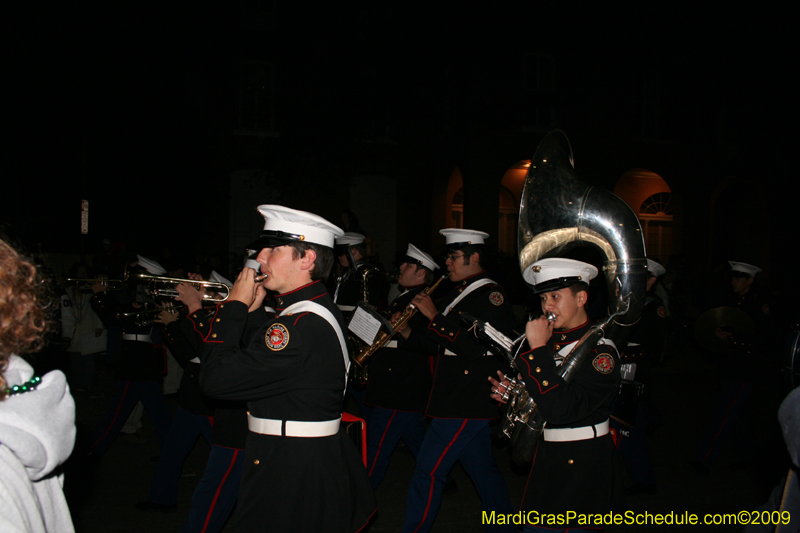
[265, 323, 290, 351]
[657, 306, 666, 318]
[489, 291, 504, 306]
[592, 353, 615, 374]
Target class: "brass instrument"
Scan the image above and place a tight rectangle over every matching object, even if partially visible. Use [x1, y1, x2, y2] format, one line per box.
[349, 264, 381, 386]
[353, 275, 447, 367]
[64, 278, 124, 290]
[118, 304, 178, 327]
[126, 270, 231, 302]
[500, 130, 647, 463]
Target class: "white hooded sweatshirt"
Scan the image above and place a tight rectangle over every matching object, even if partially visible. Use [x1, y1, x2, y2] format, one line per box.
[0, 355, 76, 532]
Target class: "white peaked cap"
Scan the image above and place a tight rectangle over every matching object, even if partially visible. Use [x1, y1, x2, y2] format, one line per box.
[335, 232, 366, 246]
[439, 228, 489, 247]
[646, 259, 666, 278]
[249, 205, 344, 249]
[405, 243, 439, 271]
[136, 255, 166, 275]
[728, 261, 761, 277]
[209, 270, 233, 288]
[523, 257, 598, 293]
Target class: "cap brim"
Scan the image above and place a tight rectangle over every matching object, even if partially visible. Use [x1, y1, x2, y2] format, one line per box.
[246, 234, 296, 251]
[532, 276, 583, 294]
[445, 242, 472, 254]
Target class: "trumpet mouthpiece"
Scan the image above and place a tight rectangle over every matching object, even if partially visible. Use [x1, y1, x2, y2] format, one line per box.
[254, 274, 268, 282]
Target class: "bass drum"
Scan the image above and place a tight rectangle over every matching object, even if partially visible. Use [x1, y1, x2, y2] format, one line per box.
[783, 325, 800, 390]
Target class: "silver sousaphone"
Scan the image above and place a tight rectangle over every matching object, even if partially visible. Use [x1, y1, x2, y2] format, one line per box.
[503, 130, 648, 462]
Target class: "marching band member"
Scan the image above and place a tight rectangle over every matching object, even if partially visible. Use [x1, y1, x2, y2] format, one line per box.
[364, 244, 439, 489]
[199, 205, 375, 532]
[693, 261, 771, 472]
[329, 232, 388, 316]
[492, 258, 624, 532]
[178, 271, 248, 533]
[329, 231, 389, 424]
[135, 272, 219, 513]
[612, 258, 669, 495]
[401, 229, 515, 533]
[85, 255, 173, 460]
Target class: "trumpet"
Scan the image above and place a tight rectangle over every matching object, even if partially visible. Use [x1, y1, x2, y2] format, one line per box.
[126, 271, 231, 302]
[118, 304, 178, 326]
[64, 278, 124, 290]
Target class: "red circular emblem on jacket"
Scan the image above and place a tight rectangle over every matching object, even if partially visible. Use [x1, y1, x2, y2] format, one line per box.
[657, 306, 666, 318]
[592, 354, 614, 374]
[489, 291, 504, 306]
[265, 324, 289, 351]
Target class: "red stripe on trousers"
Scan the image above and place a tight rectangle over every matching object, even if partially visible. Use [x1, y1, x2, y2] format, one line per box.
[201, 449, 240, 533]
[368, 410, 397, 477]
[91, 381, 131, 450]
[413, 419, 468, 533]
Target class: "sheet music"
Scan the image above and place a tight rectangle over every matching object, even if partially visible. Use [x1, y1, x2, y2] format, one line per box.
[348, 306, 382, 345]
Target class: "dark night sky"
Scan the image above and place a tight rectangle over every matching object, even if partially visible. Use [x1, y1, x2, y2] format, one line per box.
[6, 3, 795, 259]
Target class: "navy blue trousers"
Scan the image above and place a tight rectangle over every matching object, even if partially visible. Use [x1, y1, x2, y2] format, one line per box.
[402, 418, 514, 533]
[366, 407, 426, 489]
[612, 401, 655, 486]
[695, 381, 753, 467]
[88, 380, 173, 458]
[181, 445, 244, 533]
[148, 405, 213, 505]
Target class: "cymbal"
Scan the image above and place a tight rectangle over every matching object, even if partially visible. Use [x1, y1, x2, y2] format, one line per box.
[695, 307, 755, 353]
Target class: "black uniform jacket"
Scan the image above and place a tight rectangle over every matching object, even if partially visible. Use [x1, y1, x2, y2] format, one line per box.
[329, 261, 388, 313]
[405, 271, 513, 419]
[622, 293, 668, 384]
[719, 288, 772, 383]
[163, 307, 215, 417]
[364, 284, 435, 412]
[91, 291, 165, 381]
[516, 320, 624, 517]
[198, 280, 376, 532]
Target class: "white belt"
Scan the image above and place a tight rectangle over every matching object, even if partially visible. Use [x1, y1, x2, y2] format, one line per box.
[247, 414, 341, 438]
[443, 349, 493, 357]
[122, 333, 151, 342]
[543, 420, 610, 442]
[384, 340, 398, 349]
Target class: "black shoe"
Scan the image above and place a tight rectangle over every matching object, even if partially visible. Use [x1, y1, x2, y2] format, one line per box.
[625, 483, 657, 496]
[135, 501, 177, 513]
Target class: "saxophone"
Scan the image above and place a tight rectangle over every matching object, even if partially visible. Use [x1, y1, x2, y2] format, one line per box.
[353, 275, 446, 367]
[349, 264, 380, 386]
[502, 130, 647, 463]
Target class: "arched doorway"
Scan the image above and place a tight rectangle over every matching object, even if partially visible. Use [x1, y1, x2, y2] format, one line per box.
[614, 169, 674, 263]
[446, 162, 527, 255]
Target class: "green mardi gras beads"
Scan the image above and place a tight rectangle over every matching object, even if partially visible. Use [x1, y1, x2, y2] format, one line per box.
[4, 375, 42, 398]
